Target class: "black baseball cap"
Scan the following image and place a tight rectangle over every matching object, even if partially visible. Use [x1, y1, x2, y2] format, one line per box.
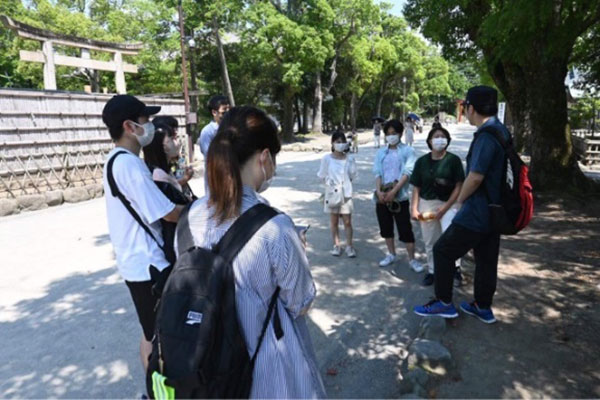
[102, 95, 161, 129]
[462, 86, 498, 113]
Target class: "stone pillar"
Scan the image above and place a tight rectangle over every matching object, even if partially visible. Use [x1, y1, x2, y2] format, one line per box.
[42, 40, 57, 90]
[114, 51, 126, 94]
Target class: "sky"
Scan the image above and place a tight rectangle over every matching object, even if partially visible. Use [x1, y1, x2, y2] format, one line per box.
[381, 0, 406, 16]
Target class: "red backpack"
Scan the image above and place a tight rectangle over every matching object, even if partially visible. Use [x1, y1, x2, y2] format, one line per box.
[472, 126, 534, 235]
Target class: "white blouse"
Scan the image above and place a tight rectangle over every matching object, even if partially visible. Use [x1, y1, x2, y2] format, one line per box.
[317, 153, 358, 198]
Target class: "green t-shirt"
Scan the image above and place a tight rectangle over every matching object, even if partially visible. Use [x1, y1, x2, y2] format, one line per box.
[410, 152, 465, 201]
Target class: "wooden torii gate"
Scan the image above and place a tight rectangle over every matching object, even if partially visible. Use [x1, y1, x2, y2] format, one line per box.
[1, 16, 142, 94]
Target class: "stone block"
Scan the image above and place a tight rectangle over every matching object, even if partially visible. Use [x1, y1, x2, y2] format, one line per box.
[17, 194, 48, 211]
[418, 316, 446, 341]
[408, 339, 453, 375]
[86, 183, 104, 198]
[44, 191, 64, 207]
[0, 199, 19, 216]
[63, 187, 91, 203]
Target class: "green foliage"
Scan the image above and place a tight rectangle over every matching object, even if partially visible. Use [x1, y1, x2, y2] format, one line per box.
[569, 96, 600, 130]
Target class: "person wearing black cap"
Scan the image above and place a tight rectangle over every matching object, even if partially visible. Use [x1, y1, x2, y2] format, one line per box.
[101, 94, 184, 372]
[414, 85, 509, 324]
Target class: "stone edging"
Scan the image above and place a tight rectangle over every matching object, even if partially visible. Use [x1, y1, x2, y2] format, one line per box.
[0, 184, 104, 217]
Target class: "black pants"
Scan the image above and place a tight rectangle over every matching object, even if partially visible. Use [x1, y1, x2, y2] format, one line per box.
[375, 201, 415, 243]
[433, 223, 500, 308]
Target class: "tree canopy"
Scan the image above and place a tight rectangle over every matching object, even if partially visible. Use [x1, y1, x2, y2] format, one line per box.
[0, 0, 479, 138]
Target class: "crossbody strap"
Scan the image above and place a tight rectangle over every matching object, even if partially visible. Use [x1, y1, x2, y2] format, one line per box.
[106, 150, 165, 252]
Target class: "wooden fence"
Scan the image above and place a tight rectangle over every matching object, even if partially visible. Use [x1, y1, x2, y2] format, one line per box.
[0, 88, 185, 199]
[572, 129, 600, 166]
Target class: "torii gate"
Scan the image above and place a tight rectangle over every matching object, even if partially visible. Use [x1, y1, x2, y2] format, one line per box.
[1, 16, 142, 94]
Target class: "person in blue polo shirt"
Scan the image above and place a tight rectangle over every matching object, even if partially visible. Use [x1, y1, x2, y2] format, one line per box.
[414, 86, 509, 324]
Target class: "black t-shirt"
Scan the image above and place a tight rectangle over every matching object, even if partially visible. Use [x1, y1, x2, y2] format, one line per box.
[410, 152, 465, 201]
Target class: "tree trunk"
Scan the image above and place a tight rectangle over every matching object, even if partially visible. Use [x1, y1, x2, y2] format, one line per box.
[294, 97, 302, 134]
[312, 74, 323, 134]
[212, 17, 235, 106]
[376, 79, 385, 116]
[302, 99, 309, 133]
[282, 86, 295, 143]
[350, 92, 358, 132]
[490, 56, 587, 190]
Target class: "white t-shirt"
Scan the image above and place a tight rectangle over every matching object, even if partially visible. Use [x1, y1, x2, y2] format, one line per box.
[103, 148, 175, 281]
[317, 153, 357, 198]
[382, 150, 401, 185]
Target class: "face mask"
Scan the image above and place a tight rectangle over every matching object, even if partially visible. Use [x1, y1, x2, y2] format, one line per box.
[258, 153, 275, 193]
[386, 134, 400, 146]
[431, 137, 448, 151]
[164, 139, 180, 159]
[130, 121, 155, 147]
[333, 143, 347, 153]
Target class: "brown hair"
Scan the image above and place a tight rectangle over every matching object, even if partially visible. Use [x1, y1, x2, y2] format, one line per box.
[206, 106, 280, 223]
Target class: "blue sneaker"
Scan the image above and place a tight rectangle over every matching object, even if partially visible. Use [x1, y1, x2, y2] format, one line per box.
[413, 299, 458, 318]
[460, 301, 497, 324]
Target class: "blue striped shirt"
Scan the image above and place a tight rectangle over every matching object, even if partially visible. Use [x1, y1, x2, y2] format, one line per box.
[178, 186, 326, 399]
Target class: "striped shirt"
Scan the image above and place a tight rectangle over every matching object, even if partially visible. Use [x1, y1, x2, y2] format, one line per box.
[178, 185, 326, 399]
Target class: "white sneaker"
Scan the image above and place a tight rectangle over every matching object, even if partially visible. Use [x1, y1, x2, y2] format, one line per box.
[346, 246, 356, 258]
[331, 245, 342, 256]
[379, 253, 396, 267]
[409, 259, 424, 273]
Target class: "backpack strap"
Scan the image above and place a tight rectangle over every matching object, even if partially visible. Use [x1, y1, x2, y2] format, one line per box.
[174, 200, 197, 255]
[106, 150, 165, 252]
[214, 203, 285, 347]
[213, 203, 280, 265]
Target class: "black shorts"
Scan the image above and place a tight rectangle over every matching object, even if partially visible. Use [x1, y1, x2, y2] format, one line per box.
[376, 201, 415, 243]
[125, 279, 159, 341]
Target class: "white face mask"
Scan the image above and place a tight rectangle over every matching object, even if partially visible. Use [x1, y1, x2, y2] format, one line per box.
[333, 143, 347, 153]
[258, 153, 275, 193]
[164, 138, 180, 159]
[386, 134, 400, 146]
[431, 137, 448, 151]
[130, 121, 155, 147]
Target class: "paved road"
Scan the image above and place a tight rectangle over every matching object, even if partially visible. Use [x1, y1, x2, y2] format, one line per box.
[0, 124, 481, 398]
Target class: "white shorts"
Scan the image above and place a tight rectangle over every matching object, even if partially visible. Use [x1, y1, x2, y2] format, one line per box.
[325, 197, 353, 214]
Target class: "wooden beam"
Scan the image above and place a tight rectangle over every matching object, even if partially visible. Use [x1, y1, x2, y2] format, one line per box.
[20, 50, 138, 73]
[2, 15, 142, 55]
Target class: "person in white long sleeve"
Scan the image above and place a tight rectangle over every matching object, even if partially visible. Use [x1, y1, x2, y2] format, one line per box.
[318, 130, 358, 257]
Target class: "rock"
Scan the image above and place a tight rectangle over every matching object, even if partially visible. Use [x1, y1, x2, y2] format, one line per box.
[419, 316, 447, 341]
[44, 191, 64, 207]
[63, 187, 91, 203]
[399, 393, 425, 399]
[292, 145, 301, 152]
[17, 194, 48, 211]
[0, 199, 19, 216]
[406, 367, 429, 387]
[86, 183, 104, 198]
[408, 339, 453, 376]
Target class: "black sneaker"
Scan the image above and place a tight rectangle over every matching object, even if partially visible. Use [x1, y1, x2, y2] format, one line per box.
[454, 267, 463, 288]
[421, 273, 434, 286]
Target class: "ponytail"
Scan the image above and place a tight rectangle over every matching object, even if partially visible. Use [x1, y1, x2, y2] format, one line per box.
[206, 106, 280, 224]
[206, 134, 243, 223]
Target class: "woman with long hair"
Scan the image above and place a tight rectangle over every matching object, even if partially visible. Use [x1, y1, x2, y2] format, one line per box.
[183, 106, 326, 398]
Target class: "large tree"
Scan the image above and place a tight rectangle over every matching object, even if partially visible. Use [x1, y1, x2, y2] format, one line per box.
[405, 0, 600, 190]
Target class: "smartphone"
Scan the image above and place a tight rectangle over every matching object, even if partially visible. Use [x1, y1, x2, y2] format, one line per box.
[295, 224, 310, 235]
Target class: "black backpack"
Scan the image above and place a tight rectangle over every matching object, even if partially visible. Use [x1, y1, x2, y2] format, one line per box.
[147, 202, 284, 399]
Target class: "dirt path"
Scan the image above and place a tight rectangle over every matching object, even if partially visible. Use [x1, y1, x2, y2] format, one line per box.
[1, 124, 598, 398]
